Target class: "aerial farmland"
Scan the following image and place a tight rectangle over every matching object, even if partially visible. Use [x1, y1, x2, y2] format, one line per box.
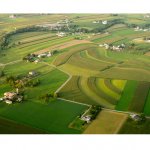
[0, 14, 150, 134]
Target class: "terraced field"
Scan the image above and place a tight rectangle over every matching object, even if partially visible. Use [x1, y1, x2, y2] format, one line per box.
[59, 76, 126, 109]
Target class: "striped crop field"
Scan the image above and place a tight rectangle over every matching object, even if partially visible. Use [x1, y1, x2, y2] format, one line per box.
[59, 76, 126, 109]
[128, 81, 150, 113]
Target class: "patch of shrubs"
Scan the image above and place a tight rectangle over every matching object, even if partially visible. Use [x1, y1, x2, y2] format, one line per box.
[25, 79, 40, 87]
[39, 92, 57, 103]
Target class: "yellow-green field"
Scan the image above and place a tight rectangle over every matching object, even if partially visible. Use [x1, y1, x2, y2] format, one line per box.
[84, 110, 128, 134]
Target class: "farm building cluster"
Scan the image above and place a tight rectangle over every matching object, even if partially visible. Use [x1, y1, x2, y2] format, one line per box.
[56, 32, 66, 37]
[134, 26, 150, 32]
[9, 14, 16, 19]
[23, 50, 57, 63]
[0, 89, 23, 104]
[130, 113, 143, 122]
[81, 115, 92, 123]
[80, 105, 101, 124]
[92, 20, 108, 25]
[99, 43, 126, 51]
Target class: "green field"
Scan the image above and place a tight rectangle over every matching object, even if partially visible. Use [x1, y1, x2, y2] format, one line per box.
[0, 100, 87, 134]
[0, 116, 46, 134]
[116, 80, 138, 111]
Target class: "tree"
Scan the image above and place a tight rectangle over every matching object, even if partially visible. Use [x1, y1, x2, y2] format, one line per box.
[40, 93, 51, 103]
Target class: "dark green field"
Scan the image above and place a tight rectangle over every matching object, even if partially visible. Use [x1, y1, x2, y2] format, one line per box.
[0, 100, 87, 134]
[0, 117, 46, 134]
[119, 118, 150, 134]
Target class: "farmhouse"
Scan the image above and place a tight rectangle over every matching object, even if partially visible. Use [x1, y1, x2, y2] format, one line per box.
[81, 115, 91, 123]
[9, 14, 16, 19]
[38, 53, 47, 58]
[3, 89, 24, 104]
[144, 15, 150, 18]
[5, 100, 13, 104]
[102, 20, 108, 25]
[0, 98, 3, 101]
[47, 52, 52, 57]
[92, 20, 100, 24]
[34, 59, 40, 64]
[56, 32, 66, 37]
[134, 26, 150, 32]
[130, 114, 142, 121]
[4, 92, 17, 100]
[29, 71, 37, 76]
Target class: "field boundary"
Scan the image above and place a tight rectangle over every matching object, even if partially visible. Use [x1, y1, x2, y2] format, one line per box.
[58, 98, 90, 107]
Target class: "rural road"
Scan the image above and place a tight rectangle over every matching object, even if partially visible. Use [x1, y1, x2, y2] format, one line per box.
[0, 59, 22, 67]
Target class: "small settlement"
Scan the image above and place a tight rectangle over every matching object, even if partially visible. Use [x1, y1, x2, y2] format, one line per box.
[0, 89, 23, 104]
[99, 43, 126, 52]
[130, 113, 142, 122]
[92, 20, 108, 25]
[23, 51, 54, 63]
[134, 26, 150, 32]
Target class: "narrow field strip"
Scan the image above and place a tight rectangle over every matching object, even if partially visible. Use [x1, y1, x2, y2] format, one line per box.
[104, 79, 122, 94]
[53, 43, 96, 66]
[95, 78, 118, 105]
[128, 81, 150, 113]
[116, 80, 138, 111]
[96, 78, 121, 100]
[34, 40, 92, 55]
[79, 77, 115, 109]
